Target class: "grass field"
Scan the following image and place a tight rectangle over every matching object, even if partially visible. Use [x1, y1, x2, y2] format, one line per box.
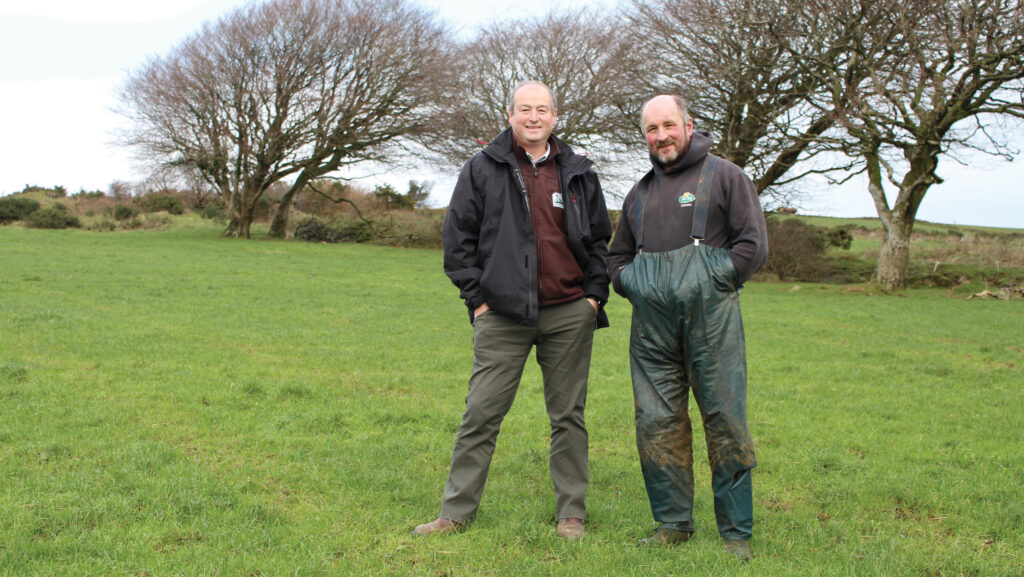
[1, 223, 1022, 576]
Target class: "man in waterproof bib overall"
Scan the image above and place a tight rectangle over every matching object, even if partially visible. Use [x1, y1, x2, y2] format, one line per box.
[607, 95, 767, 561]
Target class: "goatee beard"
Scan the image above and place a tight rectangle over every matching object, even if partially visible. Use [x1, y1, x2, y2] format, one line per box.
[654, 150, 679, 167]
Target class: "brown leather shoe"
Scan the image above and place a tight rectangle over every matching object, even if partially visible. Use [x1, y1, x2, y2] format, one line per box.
[637, 527, 694, 546]
[413, 517, 462, 536]
[556, 518, 585, 539]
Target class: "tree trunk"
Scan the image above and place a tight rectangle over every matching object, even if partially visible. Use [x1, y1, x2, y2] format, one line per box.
[863, 144, 925, 292]
[269, 179, 307, 239]
[874, 217, 912, 292]
[868, 142, 938, 292]
[223, 217, 253, 239]
[223, 189, 255, 239]
[223, 192, 244, 238]
[267, 195, 293, 238]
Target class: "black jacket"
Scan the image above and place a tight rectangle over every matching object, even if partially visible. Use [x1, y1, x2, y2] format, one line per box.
[443, 128, 612, 327]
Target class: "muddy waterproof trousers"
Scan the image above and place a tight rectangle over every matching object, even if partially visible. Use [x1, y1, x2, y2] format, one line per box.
[619, 244, 756, 540]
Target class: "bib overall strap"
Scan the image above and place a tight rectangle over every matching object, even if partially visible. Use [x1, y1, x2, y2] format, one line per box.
[632, 171, 655, 253]
[690, 155, 720, 246]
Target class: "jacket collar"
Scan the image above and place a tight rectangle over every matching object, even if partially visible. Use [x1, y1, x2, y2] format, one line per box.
[483, 128, 591, 175]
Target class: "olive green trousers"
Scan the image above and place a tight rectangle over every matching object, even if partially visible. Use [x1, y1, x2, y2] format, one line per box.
[439, 298, 596, 524]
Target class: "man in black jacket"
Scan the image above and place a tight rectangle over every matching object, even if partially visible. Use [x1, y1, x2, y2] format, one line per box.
[607, 95, 767, 561]
[415, 81, 612, 540]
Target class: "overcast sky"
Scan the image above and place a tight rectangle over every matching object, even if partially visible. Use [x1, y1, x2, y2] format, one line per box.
[1, 0, 1021, 228]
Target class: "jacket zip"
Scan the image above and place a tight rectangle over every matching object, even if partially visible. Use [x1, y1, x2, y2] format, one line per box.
[512, 167, 530, 215]
[511, 165, 534, 320]
[477, 137, 593, 325]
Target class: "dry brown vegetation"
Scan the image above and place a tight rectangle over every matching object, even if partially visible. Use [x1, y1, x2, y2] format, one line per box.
[4, 185, 1021, 291]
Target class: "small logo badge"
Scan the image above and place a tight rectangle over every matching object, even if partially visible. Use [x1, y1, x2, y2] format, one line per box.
[552, 192, 564, 208]
[679, 192, 696, 206]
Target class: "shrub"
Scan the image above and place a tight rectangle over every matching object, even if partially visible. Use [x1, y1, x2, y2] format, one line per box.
[113, 204, 139, 221]
[122, 217, 144, 230]
[89, 218, 118, 232]
[24, 203, 82, 229]
[826, 227, 854, 250]
[371, 183, 414, 210]
[140, 213, 170, 229]
[254, 195, 275, 220]
[0, 196, 41, 223]
[294, 217, 340, 243]
[138, 193, 184, 215]
[201, 203, 226, 221]
[332, 216, 378, 243]
[372, 210, 443, 248]
[763, 217, 831, 281]
[19, 185, 66, 198]
[295, 209, 443, 247]
[71, 189, 105, 199]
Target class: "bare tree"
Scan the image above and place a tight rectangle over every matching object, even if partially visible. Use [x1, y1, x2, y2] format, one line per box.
[788, 0, 1024, 290]
[424, 9, 636, 191]
[624, 0, 853, 200]
[118, 0, 450, 238]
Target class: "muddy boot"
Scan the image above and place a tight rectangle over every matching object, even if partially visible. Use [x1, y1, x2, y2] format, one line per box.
[723, 539, 752, 562]
[638, 527, 694, 547]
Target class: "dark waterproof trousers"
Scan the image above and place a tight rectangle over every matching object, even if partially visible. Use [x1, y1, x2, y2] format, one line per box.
[619, 244, 756, 540]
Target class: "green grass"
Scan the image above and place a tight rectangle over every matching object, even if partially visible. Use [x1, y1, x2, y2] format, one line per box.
[1, 224, 1022, 576]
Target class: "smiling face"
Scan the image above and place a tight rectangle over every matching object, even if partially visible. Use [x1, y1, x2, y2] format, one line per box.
[508, 82, 557, 157]
[642, 95, 694, 167]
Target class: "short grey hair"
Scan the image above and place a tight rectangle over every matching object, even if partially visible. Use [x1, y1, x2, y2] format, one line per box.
[640, 94, 690, 127]
[509, 81, 557, 113]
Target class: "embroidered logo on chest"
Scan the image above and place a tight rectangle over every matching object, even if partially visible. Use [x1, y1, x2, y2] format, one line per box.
[678, 192, 696, 206]
[552, 192, 564, 209]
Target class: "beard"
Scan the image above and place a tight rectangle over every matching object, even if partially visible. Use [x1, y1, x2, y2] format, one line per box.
[651, 138, 688, 167]
[654, 145, 680, 165]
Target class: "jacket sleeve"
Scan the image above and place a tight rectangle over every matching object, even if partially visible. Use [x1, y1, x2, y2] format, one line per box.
[724, 170, 768, 285]
[442, 157, 486, 312]
[606, 187, 639, 297]
[581, 170, 613, 307]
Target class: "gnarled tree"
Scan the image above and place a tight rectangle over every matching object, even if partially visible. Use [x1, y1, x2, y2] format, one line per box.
[119, 0, 449, 238]
[623, 0, 853, 201]
[787, 0, 1024, 290]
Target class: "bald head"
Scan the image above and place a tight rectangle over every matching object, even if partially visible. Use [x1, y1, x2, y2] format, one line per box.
[640, 95, 689, 128]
